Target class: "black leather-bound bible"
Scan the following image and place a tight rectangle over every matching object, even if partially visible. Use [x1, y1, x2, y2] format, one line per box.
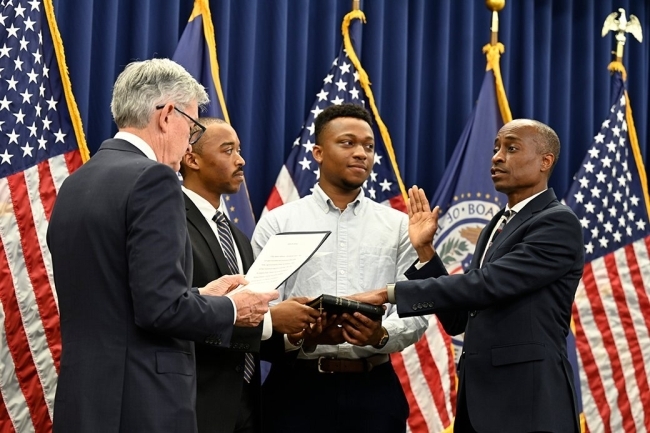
[307, 294, 384, 320]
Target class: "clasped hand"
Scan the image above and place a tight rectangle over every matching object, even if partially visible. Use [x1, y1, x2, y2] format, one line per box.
[299, 311, 384, 348]
[198, 274, 279, 327]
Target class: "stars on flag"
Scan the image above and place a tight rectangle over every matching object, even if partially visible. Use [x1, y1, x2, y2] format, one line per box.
[0, 0, 67, 177]
[565, 94, 649, 259]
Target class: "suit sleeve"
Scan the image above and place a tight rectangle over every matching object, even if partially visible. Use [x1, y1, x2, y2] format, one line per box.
[126, 164, 235, 344]
[404, 255, 469, 336]
[395, 206, 583, 319]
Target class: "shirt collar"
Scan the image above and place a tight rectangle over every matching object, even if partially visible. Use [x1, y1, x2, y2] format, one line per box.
[312, 183, 364, 215]
[182, 186, 225, 222]
[114, 131, 157, 161]
[506, 189, 547, 215]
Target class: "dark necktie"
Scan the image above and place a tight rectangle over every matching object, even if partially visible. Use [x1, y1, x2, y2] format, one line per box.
[487, 209, 512, 250]
[212, 211, 255, 383]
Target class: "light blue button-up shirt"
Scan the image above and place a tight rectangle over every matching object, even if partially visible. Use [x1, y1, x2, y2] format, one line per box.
[252, 184, 428, 359]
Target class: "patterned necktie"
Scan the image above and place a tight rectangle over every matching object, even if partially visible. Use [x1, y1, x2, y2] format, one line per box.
[212, 211, 255, 383]
[487, 209, 513, 250]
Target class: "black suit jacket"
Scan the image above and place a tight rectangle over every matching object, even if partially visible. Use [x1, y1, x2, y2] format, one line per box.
[185, 193, 268, 433]
[399, 189, 584, 433]
[47, 139, 236, 433]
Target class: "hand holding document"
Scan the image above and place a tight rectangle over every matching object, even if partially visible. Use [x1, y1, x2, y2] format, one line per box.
[231, 231, 330, 294]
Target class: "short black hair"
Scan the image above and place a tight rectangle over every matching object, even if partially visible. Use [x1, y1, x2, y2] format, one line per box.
[314, 103, 373, 145]
[528, 119, 561, 175]
[180, 117, 227, 177]
[189, 117, 227, 154]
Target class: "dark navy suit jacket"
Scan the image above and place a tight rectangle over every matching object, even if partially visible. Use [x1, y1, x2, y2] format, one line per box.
[47, 139, 236, 433]
[398, 189, 584, 433]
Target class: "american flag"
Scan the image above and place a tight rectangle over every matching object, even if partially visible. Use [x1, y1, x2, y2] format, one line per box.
[564, 70, 650, 433]
[0, 0, 87, 432]
[262, 11, 456, 433]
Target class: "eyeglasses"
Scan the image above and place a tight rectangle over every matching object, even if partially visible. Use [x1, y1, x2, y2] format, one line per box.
[155, 104, 206, 145]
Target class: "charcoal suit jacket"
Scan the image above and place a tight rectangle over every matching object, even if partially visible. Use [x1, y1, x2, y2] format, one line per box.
[398, 189, 584, 433]
[47, 139, 236, 433]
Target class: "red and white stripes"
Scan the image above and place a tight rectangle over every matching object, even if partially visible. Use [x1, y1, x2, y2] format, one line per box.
[0, 150, 81, 433]
[573, 235, 650, 433]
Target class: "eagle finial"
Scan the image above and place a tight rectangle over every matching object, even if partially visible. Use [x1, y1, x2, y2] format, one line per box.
[602, 8, 643, 62]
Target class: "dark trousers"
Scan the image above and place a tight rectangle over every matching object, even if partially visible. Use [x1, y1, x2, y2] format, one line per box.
[453, 384, 477, 433]
[234, 381, 259, 433]
[261, 360, 408, 433]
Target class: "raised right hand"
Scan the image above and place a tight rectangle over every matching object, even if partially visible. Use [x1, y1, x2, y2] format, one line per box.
[408, 185, 439, 262]
[230, 289, 279, 327]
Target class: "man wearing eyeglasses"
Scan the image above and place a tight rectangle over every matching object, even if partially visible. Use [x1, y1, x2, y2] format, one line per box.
[46, 58, 278, 433]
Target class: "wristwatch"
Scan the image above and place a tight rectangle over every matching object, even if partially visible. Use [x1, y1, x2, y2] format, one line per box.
[373, 326, 389, 349]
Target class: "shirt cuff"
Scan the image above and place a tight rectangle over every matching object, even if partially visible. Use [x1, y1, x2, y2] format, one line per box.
[387, 283, 396, 304]
[225, 294, 237, 325]
[261, 311, 272, 340]
[283, 334, 302, 351]
[414, 260, 429, 269]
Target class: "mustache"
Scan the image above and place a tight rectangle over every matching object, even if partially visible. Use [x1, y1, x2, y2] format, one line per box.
[233, 168, 244, 176]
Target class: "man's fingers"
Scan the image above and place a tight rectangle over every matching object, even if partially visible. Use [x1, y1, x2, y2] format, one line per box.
[417, 187, 430, 210]
[260, 290, 279, 303]
[407, 187, 416, 218]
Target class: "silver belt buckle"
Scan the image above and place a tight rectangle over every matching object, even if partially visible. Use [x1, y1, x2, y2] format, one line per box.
[317, 356, 334, 373]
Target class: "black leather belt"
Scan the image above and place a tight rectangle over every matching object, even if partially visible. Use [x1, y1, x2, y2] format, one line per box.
[294, 354, 390, 373]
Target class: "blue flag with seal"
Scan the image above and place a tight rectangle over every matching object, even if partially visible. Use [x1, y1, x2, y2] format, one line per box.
[173, 0, 256, 237]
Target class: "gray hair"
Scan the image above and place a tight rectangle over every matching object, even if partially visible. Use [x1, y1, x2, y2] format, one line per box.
[110, 58, 209, 129]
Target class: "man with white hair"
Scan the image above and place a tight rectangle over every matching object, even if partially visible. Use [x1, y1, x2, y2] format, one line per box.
[47, 58, 277, 433]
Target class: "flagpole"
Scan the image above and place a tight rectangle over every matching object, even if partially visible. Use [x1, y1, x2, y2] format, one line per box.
[484, 0, 512, 123]
[486, 0, 505, 46]
[351, 0, 360, 11]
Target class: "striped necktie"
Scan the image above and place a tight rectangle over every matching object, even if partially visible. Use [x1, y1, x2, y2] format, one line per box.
[212, 211, 255, 383]
[487, 209, 513, 250]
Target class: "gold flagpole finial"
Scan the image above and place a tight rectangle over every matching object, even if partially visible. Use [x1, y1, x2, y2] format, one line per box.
[602, 8, 643, 63]
[486, 0, 505, 45]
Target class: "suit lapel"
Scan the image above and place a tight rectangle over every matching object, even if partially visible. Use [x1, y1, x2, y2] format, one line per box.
[184, 194, 233, 276]
[470, 214, 501, 269]
[483, 189, 558, 264]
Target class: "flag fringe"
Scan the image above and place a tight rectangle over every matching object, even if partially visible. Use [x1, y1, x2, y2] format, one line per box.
[483, 43, 512, 124]
[342, 10, 408, 203]
[44, 0, 89, 162]
[607, 61, 627, 81]
[608, 61, 650, 221]
[190, 0, 231, 124]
